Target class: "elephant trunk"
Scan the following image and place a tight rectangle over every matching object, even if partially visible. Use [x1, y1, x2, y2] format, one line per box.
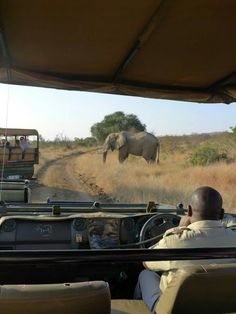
[103, 151, 107, 163]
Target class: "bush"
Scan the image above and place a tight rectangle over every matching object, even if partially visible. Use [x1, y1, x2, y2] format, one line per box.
[189, 147, 227, 166]
[74, 137, 97, 147]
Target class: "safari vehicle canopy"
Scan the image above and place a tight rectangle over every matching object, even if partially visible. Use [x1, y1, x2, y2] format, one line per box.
[0, 1, 236, 314]
[0, 128, 39, 179]
[0, 1, 236, 104]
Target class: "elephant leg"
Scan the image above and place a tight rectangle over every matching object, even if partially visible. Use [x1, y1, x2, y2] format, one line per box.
[119, 154, 129, 163]
[119, 149, 128, 163]
[156, 144, 160, 163]
[149, 158, 156, 164]
[143, 150, 155, 164]
[119, 157, 127, 163]
[143, 156, 151, 164]
[152, 151, 157, 164]
[149, 148, 159, 164]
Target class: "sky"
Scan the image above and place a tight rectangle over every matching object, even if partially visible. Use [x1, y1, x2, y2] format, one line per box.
[0, 83, 236, 140]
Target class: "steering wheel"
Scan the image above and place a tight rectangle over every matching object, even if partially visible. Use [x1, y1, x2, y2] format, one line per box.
[139, 214, 180, 248]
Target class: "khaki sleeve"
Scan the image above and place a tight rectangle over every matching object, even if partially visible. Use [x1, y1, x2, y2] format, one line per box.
[144, 238, 171, 271]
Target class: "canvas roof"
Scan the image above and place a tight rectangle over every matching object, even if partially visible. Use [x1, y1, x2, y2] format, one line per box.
[0, 1, 236, 103]
[0, 128, 38, 137]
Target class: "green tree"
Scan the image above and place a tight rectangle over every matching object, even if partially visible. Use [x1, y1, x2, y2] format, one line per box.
[230, 126, 236, 136]
[90, 111, 146, 142]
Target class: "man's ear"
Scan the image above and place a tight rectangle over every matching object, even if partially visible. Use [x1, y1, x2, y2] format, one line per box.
[219, 208, 224, 220]
[188, 205, 192, 217]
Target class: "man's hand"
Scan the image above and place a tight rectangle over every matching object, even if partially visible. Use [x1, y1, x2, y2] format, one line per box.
[179, 215, 191, 227]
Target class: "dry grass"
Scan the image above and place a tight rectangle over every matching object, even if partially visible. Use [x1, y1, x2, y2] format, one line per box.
[34, 146, 88, 176]
[38, 132, 236, 213]
[72, 151, 236, 213]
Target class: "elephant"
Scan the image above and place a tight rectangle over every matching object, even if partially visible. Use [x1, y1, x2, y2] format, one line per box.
[102, 131, 160, 164]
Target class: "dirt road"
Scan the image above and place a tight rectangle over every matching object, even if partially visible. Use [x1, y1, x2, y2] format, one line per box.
[31, 152, 112, 203]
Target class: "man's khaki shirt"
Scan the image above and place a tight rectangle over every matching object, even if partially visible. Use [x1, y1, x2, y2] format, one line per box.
[145, 220, 236, 292]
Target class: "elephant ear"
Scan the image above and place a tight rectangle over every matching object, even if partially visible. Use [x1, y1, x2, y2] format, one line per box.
[116, 132, 126, 148]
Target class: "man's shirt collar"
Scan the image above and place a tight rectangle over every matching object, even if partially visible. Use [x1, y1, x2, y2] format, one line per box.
[188, 220, 223, 229]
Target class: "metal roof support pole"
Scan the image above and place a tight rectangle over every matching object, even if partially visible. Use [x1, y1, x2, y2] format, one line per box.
[0, 29, 11, 82]
[113, 0, 172, 83]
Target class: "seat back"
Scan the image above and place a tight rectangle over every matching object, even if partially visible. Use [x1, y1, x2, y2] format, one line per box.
[0, 281, 111, 314]
[0, 147, 10, 163]
[22, 148, 36, 162]
[156, 263, 236, 314]
[9, 148, 23, 162]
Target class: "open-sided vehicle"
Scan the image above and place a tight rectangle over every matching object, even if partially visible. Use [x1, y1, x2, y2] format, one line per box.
[0, 128, 39, 180]
[0, 200, 235, 314]
[0, 128, 38, 203]
[0, 1, 236, 313]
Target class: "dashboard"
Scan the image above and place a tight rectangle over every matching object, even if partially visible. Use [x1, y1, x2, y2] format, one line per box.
[0, 212, 235, 289]
[0, 214, 162, 250]
[0, 213, 234, 250]
[0, 214, 180, 250]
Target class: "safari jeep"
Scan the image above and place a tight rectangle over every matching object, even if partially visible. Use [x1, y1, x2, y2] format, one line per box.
[0, 1, 236, 314]
[0, 128, 38, 203]
[0, 128, 39, 180]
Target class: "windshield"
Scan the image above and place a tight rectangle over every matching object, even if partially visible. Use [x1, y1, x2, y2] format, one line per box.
[1, 83, 236, 214]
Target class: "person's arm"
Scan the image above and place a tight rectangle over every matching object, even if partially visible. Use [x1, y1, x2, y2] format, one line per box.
[143, 216, 192, 271]
[143, 238, 171, 272]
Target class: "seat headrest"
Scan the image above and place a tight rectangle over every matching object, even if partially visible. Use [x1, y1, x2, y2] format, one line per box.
[0, 281, 111, 314]
[156, 263, 236, 314]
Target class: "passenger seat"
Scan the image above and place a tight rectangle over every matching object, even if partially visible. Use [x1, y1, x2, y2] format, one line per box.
[112, 263, 236, 314]
[0, 281, 110, 314]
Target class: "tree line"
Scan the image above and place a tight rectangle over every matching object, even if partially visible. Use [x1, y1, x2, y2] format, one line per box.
[40, 111, 146, 147]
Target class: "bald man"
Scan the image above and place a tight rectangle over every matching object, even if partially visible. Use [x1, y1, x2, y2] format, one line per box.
[134, 186, 236, 313]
